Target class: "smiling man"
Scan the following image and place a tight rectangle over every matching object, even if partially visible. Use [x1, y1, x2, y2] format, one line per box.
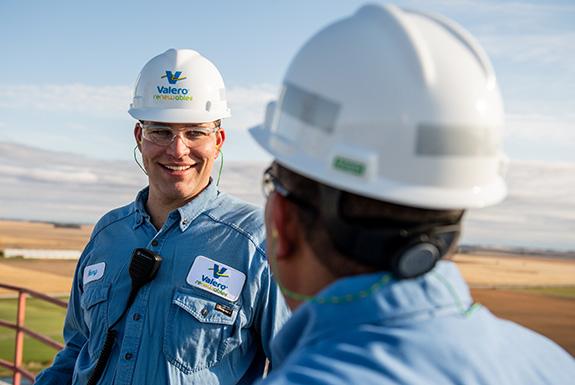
[35, 48, 290, 385]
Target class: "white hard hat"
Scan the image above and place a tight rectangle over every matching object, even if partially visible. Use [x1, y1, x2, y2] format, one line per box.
[250, 4, 507, 210]
[129, 48, 231, 123]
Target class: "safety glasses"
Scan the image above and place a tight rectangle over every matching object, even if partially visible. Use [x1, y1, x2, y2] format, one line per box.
[262, 167, 316, 211]
[140, 121, 220, 146]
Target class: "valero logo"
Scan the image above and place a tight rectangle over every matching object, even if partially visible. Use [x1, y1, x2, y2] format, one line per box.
[201, 264, 230, 294]
[155, 70, 191, 101]
[161, 70, 187, 84]
[209, 264, 229, 279]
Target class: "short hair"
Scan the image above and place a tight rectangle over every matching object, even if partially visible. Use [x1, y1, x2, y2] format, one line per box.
[273, 162, 463, 278]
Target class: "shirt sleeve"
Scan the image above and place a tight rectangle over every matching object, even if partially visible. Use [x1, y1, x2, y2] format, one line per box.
[253, 254, 291, 366]
[34, 258, 88, 385]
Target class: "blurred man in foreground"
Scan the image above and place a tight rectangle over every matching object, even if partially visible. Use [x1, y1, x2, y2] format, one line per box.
[249, 4, 575, 384]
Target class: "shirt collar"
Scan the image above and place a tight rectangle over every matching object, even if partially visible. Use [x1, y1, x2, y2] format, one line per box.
[271, 261, 472, 364]
[131, 180, 219, 231]
[313, 261, 472, 324]
[132, 187, 151, 229]
[176, 179, 218, 231]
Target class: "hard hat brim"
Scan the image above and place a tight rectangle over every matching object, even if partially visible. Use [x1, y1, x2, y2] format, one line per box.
[249, 124, 507, 210]
[129, 107, 231, 124]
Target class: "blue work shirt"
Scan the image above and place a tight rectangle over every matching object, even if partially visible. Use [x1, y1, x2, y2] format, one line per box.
[36, 182, 290, 385]
[261, 261, 575, 385]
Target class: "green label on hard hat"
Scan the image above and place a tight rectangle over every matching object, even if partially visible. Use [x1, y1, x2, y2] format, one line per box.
[333, 156, 366, 176]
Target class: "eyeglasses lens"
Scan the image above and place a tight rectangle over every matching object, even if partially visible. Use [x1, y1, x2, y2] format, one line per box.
[142, 124, 217, 146]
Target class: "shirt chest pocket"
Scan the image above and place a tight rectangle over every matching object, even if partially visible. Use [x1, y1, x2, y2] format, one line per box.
[80, 284, 110, 355]
[163, 288, 241, 374]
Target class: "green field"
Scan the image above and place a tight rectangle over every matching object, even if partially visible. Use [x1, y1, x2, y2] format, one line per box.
[513, 286, 575, 299]
[0, 297, 67, 377]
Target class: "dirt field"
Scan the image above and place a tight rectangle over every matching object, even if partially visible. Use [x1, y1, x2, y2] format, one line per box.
[0, 220, 574, 356]
[472, 288, 575, 355]
[0, 259, 76, 296]
[453, 254, 575, 287]
[0, 220, 92, 250]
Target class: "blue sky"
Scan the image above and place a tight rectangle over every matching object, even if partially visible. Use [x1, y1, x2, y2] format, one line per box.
[0, 0, 574, 162]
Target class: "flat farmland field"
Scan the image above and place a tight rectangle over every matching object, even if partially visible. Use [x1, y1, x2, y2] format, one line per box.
[1, 256, 573, 356]
[0, 220, 92, 250]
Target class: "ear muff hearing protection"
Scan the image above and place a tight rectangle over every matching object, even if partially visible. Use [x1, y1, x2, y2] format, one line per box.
[318, 185, 461, 279]
[388, 228, 460, 279]
[393, 243, 440, 279]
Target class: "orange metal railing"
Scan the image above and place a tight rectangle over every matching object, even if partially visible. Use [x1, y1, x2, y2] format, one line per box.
[0, 283, 67, 385]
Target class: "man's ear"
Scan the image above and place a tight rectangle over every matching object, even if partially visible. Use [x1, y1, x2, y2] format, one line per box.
[134, 122, 143, 150]
[269, 194, 300, 261]
[215, 128, 226, 156]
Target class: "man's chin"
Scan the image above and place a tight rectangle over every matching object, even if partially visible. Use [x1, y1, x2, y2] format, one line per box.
[172, 180, 209, 200]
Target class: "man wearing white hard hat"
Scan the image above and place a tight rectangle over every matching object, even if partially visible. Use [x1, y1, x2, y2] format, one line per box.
[249, 4, 575, 385]
[36, 48, 289, 385]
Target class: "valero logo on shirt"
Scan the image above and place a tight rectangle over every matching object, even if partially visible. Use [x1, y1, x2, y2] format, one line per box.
[199, 264, 230, 296]
[210, 264, 229, 279]
[155, 70, 192, 101]
[187, 256, 246, 302]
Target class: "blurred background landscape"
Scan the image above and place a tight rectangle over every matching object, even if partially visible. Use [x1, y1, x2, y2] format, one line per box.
[1, 141, 573, 253]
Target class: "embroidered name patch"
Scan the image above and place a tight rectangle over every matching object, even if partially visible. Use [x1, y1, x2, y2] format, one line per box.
[83, 262, 105, 285]
[215, 303, 234, 317]
[186, 256, 246, 302]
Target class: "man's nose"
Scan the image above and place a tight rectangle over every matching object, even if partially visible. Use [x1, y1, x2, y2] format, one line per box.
[166, 133, 190, 157]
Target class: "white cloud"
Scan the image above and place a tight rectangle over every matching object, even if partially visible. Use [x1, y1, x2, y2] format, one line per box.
[506, 113, 575, 143]
[463, 160, 575, 251]
[502, 112, 575, 162]
[0, 84, 132, 117]
[481, 32, 575, 72]
[228, 84, 277, 105]
[225, 84, 278, 131]
[421, 0, 575, 14]
[405, 1, 575, 76]
[0, 83, 279, 162]
[0, 83, 278, 129]
[2, 81, 573, 162]
[0, 164, 99, 184]
[0, 121, 7, 141]
[0, 141, 147, 187]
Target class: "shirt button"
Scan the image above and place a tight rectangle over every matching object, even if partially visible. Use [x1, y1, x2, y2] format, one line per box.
[151, 240, 158, 246]
[133, 313, 141, 321]
[201, 307, 209, 316]
[124, 352, 133, 360]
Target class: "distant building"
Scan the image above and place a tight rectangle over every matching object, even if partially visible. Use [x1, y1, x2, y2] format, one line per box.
[52, 222, 82, 229]
[1, 248, 81, 260]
